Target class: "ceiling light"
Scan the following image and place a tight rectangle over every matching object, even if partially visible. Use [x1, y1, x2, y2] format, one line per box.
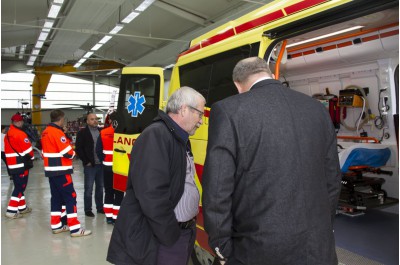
[135, 0, 156, 12]
[74, 62, 82, 68]
[109, 24, 124, 35]
[35, 41, 44, 49]
[122, 11, 140, 23]
[53, 0, 64, 4]
[107, 69, 119, 75]
[287, 26, 364, 48]
[48, 3, 62, 18]
[163, 64, 175, 69]
[91, 43, 103, 51]
[19, 45, 26, 59]
[38, 32, 49, 41]
[78, 58, 87, 64]
[32, 49, 40, 55]
[43, 19, 55, 30]
[27, 56, 37, 66]
[99, 35, 112, 44]
[83, 51, 94, 58]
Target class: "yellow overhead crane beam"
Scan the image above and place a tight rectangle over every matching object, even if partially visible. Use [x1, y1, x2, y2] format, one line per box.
[31, 61, 124, 130]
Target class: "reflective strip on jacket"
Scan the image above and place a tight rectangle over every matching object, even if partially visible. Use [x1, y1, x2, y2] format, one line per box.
[41, 123, 75, 177]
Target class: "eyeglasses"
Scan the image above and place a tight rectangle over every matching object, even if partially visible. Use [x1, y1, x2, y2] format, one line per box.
[188, 106, 204, 119]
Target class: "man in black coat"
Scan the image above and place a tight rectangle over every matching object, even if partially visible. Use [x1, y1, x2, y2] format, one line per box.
[107, 87, 206, 265]
[202, 57, 341, 265]
[75, 113, 104, 217]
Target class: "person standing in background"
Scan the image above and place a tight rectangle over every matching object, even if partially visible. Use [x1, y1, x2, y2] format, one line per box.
[202, 57, 341, 265]
[4, 114, 34, 219]
[41, 110, 91, 237]
[75, 113, 104, 217]
[96, 114, 124, 224]
[1, 125, 12, 179]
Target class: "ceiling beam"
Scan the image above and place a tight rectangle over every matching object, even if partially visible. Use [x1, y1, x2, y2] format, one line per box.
[153, 1, 207, 26]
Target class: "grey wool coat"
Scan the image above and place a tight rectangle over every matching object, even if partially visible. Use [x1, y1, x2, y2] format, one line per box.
[202, 79, 341, 265]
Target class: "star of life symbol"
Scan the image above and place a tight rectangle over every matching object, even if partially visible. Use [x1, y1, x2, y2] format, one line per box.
[127, 92, 146, 117]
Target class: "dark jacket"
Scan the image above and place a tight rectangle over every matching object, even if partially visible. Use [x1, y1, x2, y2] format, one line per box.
[107, 110, 188, 265]
[75, 126, 100, 167]
[202, 79, 341, 265]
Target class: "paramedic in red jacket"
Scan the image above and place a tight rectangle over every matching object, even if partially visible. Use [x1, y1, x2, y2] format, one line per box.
[41, 110, 91, 237]
[96, 115, 124, 224]
[4, 113, 34, 219]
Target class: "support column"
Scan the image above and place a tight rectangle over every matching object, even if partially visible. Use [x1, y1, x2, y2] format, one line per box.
[31, 70, 52, 131]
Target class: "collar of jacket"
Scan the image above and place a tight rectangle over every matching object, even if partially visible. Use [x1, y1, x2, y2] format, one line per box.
[153, 110, 189, 145]
[9, 124, 25, 133]
[48, 123, 63, 131]
[250, 78, 282, 90]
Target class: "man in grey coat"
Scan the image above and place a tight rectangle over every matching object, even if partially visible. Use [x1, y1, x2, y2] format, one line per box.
[202, 57, 341, 265]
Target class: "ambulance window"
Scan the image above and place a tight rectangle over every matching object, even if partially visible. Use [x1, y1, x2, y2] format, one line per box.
[179, 42, 259, 107]
[115, 74, 160, 134]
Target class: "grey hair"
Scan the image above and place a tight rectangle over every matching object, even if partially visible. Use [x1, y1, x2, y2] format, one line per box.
[232, 57, 272, 84]
[166, 86, 205, 114]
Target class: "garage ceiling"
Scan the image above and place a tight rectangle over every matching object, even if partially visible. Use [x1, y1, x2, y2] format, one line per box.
[1, 0, 274, 86]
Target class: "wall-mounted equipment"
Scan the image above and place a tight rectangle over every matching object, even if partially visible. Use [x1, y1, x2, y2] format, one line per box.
[338, 88, 367, 107]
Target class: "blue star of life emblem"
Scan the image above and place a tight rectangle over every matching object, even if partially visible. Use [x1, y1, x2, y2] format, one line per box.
[127, 91, 146, 117]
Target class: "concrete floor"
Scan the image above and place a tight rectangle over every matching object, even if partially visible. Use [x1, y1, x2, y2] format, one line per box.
[1, 159, 195, 265]
[2, 159, 114, 265]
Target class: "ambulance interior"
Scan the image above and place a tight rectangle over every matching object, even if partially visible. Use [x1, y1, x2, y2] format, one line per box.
[273, 7, 399, 215]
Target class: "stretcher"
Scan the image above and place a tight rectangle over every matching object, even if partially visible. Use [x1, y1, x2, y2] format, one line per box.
[336, 136, 398, 216]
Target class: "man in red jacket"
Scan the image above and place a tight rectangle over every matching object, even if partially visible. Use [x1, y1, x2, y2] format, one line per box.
[96, 115, 124, 224]
[41, 110, 91, 237]
[4, 113, 33, 219]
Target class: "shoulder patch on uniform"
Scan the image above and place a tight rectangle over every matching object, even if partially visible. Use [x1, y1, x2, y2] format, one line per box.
[61, 136, 67, 143]
[24, 138, 30, 143]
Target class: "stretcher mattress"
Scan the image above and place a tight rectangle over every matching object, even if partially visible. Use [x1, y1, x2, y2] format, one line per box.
[338, 144, 391, 173]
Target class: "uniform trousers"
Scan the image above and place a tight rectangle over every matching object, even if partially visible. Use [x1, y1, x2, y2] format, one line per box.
[103, 169, 124, 221]
[156, 222, 196, 265]
[7, 170, 29, 213]
[49, 174, 81, 233]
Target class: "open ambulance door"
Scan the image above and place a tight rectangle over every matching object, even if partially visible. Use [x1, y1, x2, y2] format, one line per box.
[112, 67, 165, 191]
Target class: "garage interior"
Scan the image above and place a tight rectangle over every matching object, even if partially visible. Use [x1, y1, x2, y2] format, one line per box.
[1, 0, 399, 265]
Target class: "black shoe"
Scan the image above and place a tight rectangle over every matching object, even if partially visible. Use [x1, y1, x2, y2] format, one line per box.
[85, 211, 95, 217]
[97, 209, 105, 214]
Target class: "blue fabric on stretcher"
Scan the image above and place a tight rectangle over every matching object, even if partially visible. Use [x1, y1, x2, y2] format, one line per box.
[341, 147, 391, 173]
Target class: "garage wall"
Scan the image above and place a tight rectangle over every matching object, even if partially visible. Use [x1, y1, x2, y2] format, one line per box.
[1, 108, 106, 127]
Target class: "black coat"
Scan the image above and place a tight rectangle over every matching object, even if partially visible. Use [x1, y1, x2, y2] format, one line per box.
[202, 79, 341, 265]
[75, 126, 100, 167]
[107, 110, 188, 265]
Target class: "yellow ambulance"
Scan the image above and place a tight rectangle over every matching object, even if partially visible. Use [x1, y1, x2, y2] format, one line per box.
[112, 0, 398, 263]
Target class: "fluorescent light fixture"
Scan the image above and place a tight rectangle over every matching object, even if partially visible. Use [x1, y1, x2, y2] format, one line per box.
[83, 51, 94, 58]
[135, 0, 156, 12]
[48, 3, 62, 18]
[163, 64, 175, 69]
[74, 58, 87, 68]
[91, 43, 104, 51]
[53, 0, 64, 4]
[107, 69, 119, 75]
[287, 26, 364, 48]
[32, 49, 40, 55]
[122, 11, 140, 23]
[19, 45, 26, 59]
[35, 41, 44, 49]
[43, 19, 55, 31]
[38, 31, 49, 41]
[99, 35, 112, 44]
[109, 24, 124, 35]
[27, 56, 37, 66]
